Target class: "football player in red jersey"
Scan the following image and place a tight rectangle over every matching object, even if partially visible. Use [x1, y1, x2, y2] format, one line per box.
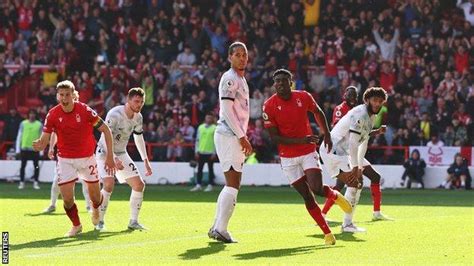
[33, 80, 116, 237]
[262, 69, 353, 245]
[322, 86, 393, 222]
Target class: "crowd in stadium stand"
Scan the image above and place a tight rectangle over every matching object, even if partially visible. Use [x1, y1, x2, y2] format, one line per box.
[0, 0, 472, 163]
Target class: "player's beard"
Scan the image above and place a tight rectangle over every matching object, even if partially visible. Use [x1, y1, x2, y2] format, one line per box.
[367, 102, 381, 114]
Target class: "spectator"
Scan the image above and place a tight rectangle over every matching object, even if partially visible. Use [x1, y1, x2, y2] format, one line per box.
[190, 113, 216, 192]
[15, 109, 42, 190]
[167, 131, 185, 161]
[1, 108, 23, 141]
[372, 23, 400, 61]
[452, 118, 468, 146]
[153, 126, 170, 162]
[176, 46, 196, 66]
[401, 149, 426, 189]
[180, 116, 195, 161]
[249, 89, 264, 120]
[439, 154, 472, 189]
[427, 134, 445, 148]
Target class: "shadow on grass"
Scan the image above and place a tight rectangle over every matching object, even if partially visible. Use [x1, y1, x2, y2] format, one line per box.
[178, 242, 226, 260]
[24, 212, 66, 217]
[10, 229, 131, 251]
[307, 232, 367, 242]
[233, 245, 342, 260]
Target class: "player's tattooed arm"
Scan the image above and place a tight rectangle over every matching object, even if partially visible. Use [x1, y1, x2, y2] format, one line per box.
[267, 127, 318, 145]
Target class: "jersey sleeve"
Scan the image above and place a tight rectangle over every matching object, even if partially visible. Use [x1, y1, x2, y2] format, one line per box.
[105, 111, 118, 132]
[43, 111, 56, 133]
[219, 75, 238, 100]
[349, 111, 363, 135]
[83, 104, 101, 127]
[304, 91, 318, 113]
[262, 102, 277, 128]
[133, 114, 144, 134]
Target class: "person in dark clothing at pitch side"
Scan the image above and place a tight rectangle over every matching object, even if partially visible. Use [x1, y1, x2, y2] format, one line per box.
[16, 109, 43, 189]
[401, 149, 426, 189]
[439, 154, 472, 190]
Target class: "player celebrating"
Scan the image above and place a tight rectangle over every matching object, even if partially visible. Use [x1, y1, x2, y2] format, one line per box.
[208, 42, 253, 243]
[43, 91, 91, 214]
[95, 87, 152, 231]
[262, 69, 352, 245]
[33, 80, 116, 237]
[321, 86, 392, 222]
[319, 87, 388, 233]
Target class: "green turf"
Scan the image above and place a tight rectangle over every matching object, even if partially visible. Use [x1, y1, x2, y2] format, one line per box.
[1, 182, 473, 265]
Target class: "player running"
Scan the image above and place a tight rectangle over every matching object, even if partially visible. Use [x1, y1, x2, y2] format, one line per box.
[208, 42, 253, 243]
[321, 86, 393, 223]
[33, 80, 116, 237]
[43, 132, 92, 213]
[43, 91, 91, 214]
[319, 87, 388, 233]
[95, 87, 152, 231]
[262, 69, 352, 245]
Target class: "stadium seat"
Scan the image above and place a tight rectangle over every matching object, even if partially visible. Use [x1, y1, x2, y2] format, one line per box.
[25, 98, 43, 108]
[0, 97, 7, 114]
[17, 106, 29, 118]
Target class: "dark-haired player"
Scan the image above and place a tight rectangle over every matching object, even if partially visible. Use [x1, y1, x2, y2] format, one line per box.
[95, 87, 153, 231]
[208, 42, 253, 243]
[319, 87, 390, 233]
[263, 69, 353, 245]
[322, 86, 392, 222]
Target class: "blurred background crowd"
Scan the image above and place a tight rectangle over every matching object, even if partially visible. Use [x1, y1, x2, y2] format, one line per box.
[0, 0, 472, 164]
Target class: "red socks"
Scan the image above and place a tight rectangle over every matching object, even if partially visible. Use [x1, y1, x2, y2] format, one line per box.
[322, 185, 340, 214]
[371, 183, 381, 212]
[305, 201, 331, 234]
[64, 203, 81, 226]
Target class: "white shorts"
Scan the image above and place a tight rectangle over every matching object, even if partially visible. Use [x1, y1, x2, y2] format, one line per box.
[214, 132, 245, 172]
[56, 156, 99, 186]
[280, 151, 321, 185]
[97, 152, 140, 184]
[319, 142, 371, 178]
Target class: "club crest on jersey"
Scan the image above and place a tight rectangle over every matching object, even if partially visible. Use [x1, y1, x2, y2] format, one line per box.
[76, 114, 81, 122]
[59, 117, 63, 122]
[277, 106, 281, 110]
[296, 98, 302, 107]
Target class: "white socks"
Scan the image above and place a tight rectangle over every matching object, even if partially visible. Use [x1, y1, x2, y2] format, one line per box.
[343, 187, 362, 226]
[100, 189, 112, 222]
[214, 186, 239, 233]
[50, 176, 60, 207]
[130, 190, 143, 221]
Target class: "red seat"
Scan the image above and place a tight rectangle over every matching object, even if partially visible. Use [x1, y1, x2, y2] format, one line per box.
[25, 98, 43, 108]
[17, 106, 29, 118]
[0, 97, 7, 114]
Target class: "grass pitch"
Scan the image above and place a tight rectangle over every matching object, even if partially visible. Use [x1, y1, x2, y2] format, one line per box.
[1, 182, 473, 265]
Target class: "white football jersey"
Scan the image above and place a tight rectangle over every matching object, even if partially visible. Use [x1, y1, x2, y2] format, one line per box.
[216, 68, 250, 136]
[97, 105, 144, 155]
[330, 104, 374, 155]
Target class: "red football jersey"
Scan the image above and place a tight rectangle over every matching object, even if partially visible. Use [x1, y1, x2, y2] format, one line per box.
[332, 101, 352, 127]
[263, 91, 318, 158]
[43, 102, 101, 158]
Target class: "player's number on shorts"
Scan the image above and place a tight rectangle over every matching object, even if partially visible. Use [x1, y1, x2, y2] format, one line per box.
[129, 163, 137, 172]
[89, 165, 98, 176]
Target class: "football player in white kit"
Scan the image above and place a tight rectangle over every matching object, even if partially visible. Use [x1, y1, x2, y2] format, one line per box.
[95, 87, 152, 231]
[208, 42, 253, 243]
[319, 87, 388, 233]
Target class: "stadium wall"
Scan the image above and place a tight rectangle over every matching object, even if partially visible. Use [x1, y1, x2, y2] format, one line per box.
[0, 160, 472, 189]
